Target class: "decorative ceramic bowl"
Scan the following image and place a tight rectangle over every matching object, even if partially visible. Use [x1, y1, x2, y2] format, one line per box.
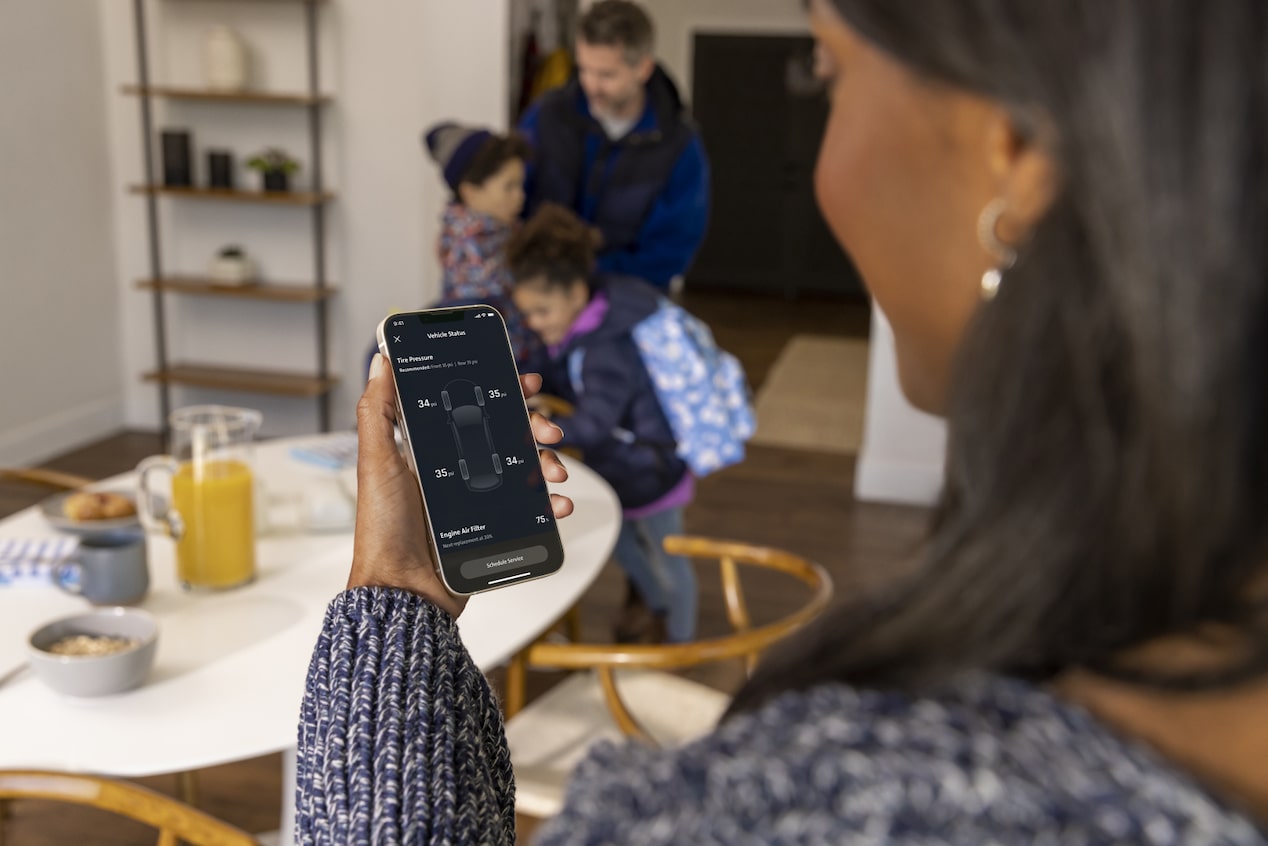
[27, 607, 159, 697]
[208, 253, 256, 285]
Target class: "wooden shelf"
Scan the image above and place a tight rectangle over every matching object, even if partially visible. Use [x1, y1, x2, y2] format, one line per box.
[131, 0, 335, 430]
[137, 277, 336, 302]
[143, 364, 338, 397]
[122, 85, 330, 105]
[166, 0, 326, 4]
[130, 185, 333, 206]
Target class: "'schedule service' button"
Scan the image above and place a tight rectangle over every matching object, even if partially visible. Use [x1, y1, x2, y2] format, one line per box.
[460, 545, 548, 580]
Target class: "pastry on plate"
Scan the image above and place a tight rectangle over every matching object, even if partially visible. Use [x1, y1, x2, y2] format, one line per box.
[62, 491, 137, 522]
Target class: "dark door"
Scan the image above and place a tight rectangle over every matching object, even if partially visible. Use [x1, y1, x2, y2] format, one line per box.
[688, 33, 865, 299]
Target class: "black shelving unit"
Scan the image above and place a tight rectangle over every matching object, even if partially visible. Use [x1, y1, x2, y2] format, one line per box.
[129, 0, 335, 437]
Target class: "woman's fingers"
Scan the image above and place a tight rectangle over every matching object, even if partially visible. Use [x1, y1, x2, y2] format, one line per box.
[540, 448, 574, 517]
[550, 493, 575, 519]
[519, 372, 543, 399]
[520, 373, 566, 445]
[532, 411, 565, 445]
[357, 355, 405, 472]
[538, 447, 569, 483]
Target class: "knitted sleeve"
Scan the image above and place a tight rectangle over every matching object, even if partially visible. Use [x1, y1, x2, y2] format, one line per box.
[532, 679, 1266, 845]
[296, 587, 515, 845]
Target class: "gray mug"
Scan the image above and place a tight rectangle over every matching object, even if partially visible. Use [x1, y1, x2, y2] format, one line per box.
[53, 534, 150, 606]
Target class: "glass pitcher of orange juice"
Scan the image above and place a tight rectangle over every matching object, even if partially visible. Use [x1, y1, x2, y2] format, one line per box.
[137, 405, 262, 591]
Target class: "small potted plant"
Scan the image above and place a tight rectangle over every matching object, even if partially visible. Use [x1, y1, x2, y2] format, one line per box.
[247, 147, 300, 192]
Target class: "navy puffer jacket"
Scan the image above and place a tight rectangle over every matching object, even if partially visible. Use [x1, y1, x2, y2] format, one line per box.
[529, 275, 687, 510]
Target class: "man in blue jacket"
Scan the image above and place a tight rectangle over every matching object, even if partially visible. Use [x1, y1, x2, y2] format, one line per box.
[519, 0, 711, 291]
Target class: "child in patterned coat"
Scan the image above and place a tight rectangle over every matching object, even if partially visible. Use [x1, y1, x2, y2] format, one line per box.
[424, 122, 540, 363]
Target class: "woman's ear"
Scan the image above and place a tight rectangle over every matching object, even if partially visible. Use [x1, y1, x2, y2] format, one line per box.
[985, 110, 1059, 247]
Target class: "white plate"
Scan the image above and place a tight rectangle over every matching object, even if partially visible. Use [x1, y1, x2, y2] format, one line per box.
[39, 490, 141, 536]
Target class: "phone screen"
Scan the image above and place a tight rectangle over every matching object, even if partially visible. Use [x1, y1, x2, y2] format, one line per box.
[379, 306, 564, 594]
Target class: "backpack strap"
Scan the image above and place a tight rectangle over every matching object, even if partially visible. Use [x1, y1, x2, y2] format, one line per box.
[566, 347, 586, 395]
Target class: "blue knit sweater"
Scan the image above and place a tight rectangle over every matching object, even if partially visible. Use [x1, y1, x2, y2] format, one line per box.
[296, 588, 1266, 845]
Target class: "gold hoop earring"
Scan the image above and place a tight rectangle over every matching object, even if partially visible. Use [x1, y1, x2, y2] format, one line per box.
[977, 198, 1017, 300]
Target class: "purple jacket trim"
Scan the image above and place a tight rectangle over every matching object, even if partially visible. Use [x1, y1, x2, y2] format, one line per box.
[623, 470, 694, 519]
[548, 291, 610, 359]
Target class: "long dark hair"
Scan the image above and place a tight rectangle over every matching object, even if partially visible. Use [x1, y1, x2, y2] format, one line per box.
[731, 1, 1268, 713]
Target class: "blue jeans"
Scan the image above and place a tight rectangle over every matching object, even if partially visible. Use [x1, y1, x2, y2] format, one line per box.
[612, 507, 697, 642]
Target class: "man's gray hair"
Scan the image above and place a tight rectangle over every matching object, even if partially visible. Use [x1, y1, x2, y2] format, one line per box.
[578, 0, 654, 65]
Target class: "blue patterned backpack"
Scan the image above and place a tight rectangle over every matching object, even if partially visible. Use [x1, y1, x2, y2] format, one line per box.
[568, 298, 755, 476]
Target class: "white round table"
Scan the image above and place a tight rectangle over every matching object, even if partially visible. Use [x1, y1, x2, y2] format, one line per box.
[0, 435, 619, 842]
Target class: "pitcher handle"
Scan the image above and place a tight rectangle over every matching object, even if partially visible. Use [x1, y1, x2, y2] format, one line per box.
[137, 455, 184, 540]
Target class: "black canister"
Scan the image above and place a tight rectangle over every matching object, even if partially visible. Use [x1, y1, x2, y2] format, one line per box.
[207, 149, 234, 189]
[161, 129, 193, 187]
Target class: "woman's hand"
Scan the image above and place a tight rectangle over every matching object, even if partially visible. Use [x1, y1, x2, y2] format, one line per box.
[347, 354, 574, 617]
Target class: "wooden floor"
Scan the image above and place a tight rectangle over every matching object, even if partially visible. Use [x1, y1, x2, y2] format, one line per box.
[0, 290, 932, 845]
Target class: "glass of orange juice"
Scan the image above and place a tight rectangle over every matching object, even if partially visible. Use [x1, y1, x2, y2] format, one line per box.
[137, 406, 262, 591]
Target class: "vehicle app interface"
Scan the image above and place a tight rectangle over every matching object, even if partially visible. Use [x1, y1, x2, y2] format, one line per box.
[383, 307, 564, 593]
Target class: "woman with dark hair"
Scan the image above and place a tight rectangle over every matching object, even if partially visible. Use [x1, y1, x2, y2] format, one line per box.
[296, 0, 1268, 842]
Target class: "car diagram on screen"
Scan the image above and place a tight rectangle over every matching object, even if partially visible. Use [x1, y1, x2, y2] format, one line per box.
[441, 379, 503, 492]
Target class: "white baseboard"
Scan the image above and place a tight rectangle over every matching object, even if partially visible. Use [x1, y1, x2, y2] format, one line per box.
[854, 453, 943, 506]
[0, 397, 126, 467]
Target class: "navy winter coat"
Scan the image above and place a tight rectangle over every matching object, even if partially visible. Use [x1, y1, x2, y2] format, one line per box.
[519, 67, 711, 289]
[527, 275, 688, 510]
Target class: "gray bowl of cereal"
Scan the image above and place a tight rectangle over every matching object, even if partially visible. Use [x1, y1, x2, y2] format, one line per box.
[27, 607, 158, 697]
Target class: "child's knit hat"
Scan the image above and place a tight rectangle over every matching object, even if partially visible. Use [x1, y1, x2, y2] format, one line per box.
[424, 122, 493, 191]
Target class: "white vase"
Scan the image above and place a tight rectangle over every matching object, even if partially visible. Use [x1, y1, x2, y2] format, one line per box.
[204, 26, 249, 91]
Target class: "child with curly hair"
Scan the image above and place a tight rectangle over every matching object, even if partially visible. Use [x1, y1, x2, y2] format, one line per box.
[509, 203, 697, 644]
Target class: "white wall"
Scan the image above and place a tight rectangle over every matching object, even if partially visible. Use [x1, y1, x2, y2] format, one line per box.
[638, 0, 806, 96]
[98, 0, 510, 439]
[0, 1, 124, 465]
[855, 309, 947, 505]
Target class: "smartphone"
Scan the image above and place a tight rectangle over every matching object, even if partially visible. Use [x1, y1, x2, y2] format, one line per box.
[376, 305, 565, 595]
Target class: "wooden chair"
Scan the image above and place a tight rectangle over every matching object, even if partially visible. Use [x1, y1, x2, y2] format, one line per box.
[526, 392, 575, 420]
[502, 536, 833, 819]
[0, 468, 95, 492]
[0, 467, 95, 527]
[0, 770, 259, 846]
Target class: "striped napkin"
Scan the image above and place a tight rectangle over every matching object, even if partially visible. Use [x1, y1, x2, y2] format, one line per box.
[290, 431, 358, 470]
[0, 537, 79, 588]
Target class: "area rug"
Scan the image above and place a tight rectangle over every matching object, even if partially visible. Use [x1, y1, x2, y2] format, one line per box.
[750, 334, 869, 454]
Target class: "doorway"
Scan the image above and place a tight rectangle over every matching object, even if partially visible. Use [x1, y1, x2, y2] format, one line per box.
[688, 33, 865, 300]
